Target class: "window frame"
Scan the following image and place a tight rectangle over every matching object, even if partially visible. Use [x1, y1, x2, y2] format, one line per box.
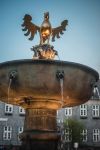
[65, 107, 72, 117]
[19, 107, 25, 115]
[81, 129, 87, 142]
[93, 129, 100, 142]
[64, 128, 72, 142]
[92, 105, 100, 118]
[80, 104, 87, 118]
[5, 104, 13, 114]
[18, 126, 23, 140]
[3, 126, 12, 140]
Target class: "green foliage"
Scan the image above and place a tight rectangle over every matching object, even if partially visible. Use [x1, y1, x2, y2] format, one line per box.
[64, 118, 84, 144]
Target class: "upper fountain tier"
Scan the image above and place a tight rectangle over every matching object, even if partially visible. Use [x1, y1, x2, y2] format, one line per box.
[0, 59, 99, 109]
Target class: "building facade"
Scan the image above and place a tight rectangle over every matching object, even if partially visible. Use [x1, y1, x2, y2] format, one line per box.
[0, 102, 25, 147]
[57, 80, 100, 150]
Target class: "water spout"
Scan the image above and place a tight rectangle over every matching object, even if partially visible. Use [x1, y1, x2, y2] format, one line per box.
[7, 70, 18, 103]
[9, 70, 17, 80]
[56, 71, 64, 107]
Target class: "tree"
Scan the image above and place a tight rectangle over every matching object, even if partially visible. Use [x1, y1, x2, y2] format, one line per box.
[64, 118, 85, 148]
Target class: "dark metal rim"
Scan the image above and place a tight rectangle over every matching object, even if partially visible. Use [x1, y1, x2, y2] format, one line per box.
[0, 59, 99, 81]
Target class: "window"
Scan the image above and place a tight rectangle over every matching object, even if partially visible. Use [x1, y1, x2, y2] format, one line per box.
[92, 105, 100, 118]
[3, 126, 12, 140]
[18, 127, 23, 134]
[18, 127, 23, 140]
[80, 104, 87, 118]
[93, 129, 100, 142]
[5, 104, 13, 114]
[81, 129, 87, 142]
[64, 128, 72, 142]
[19, 107, 25, 115]
[65, 107, 72, 116]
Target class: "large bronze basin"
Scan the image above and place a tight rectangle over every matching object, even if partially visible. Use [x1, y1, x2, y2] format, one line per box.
[0, 59, 99, 109]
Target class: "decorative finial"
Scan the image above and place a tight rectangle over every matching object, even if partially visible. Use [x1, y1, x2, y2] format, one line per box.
[22, 12, 68, 59]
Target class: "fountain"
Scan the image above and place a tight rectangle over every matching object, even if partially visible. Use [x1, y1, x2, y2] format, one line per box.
[0, 12, 99, 150]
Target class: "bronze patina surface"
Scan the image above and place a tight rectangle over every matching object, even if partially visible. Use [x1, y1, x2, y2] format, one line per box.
[0, 59, 99, 108]
[22, 12, 68, 45]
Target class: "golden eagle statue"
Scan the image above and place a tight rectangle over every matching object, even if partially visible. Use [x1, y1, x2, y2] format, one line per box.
[22, 12, 68, 45]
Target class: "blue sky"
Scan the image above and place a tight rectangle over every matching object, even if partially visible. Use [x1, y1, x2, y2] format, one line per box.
[0, 0, 100, 74]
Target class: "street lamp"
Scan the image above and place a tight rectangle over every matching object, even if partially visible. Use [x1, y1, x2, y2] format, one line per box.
[74, 142, 79, 150]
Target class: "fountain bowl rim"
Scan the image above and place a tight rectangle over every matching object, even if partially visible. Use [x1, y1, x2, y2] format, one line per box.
[0, 59, 99, 81]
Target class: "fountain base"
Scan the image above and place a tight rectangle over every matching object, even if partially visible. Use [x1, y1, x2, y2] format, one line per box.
[20, 109, 60, 150]
[20, 138, 58, 150]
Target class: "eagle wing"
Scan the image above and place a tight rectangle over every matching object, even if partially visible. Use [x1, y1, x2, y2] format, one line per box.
[51, 20, 68, 42]
[22, 14, 40, 40]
